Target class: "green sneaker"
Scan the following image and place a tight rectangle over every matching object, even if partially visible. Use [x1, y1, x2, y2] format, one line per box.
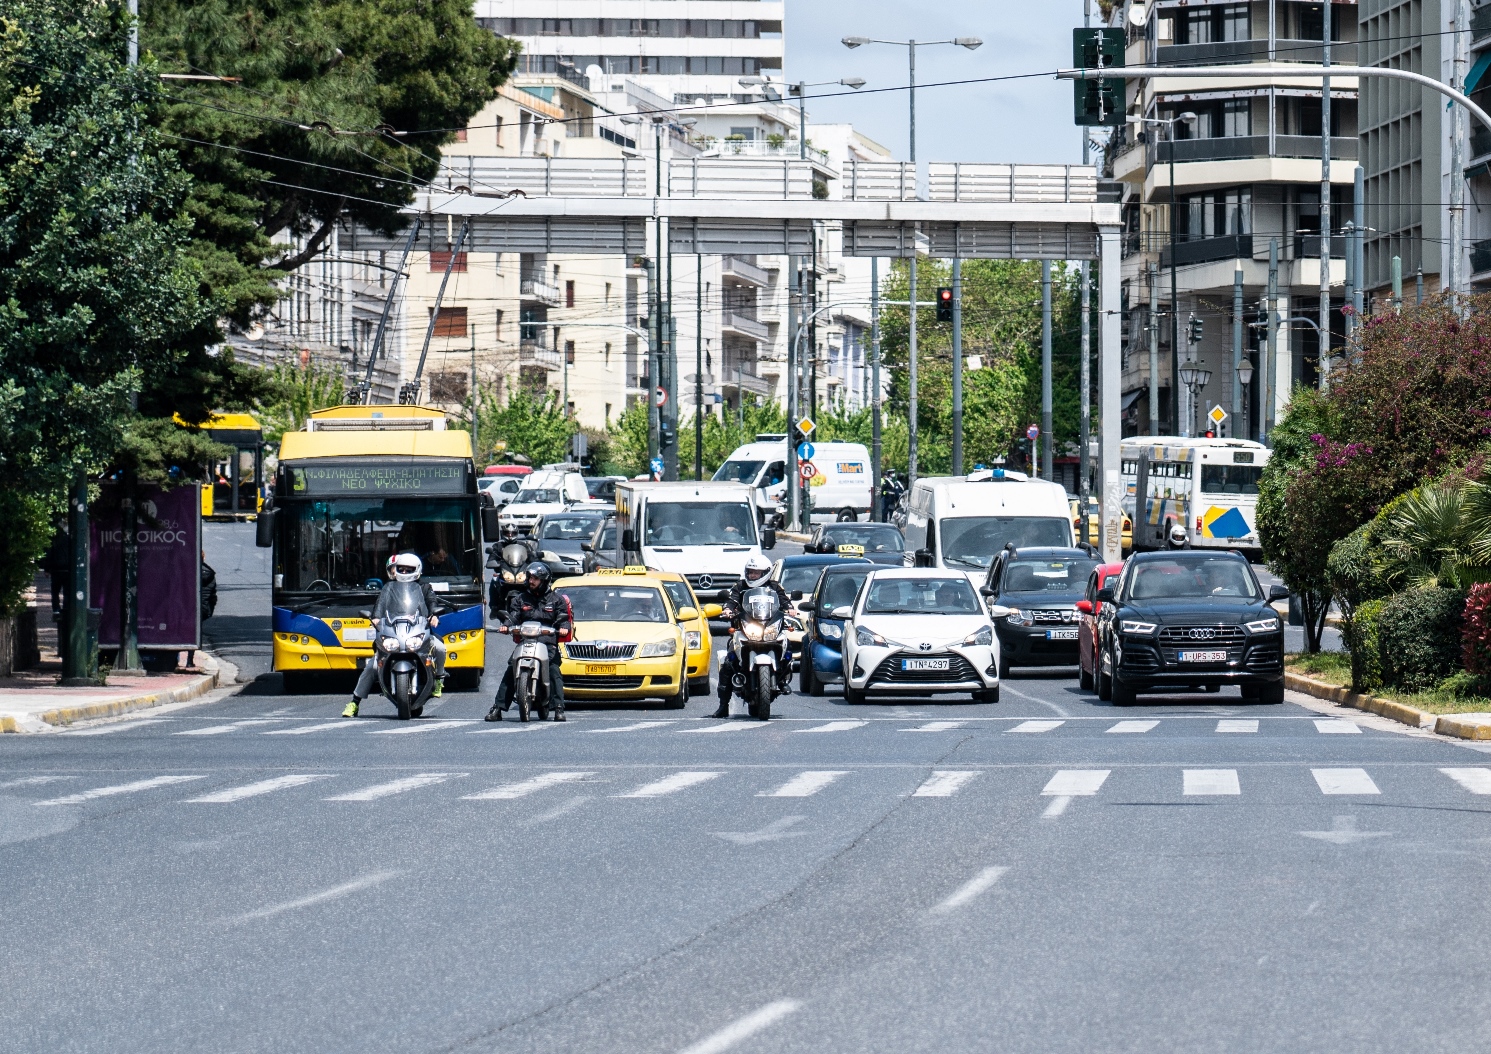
[341, 699, 359, 718]
[432, 678, 443, 698]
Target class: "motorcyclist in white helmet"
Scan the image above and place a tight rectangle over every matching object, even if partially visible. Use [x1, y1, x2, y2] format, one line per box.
[712, 554, 792, 717]
[342, 553, 448, 717]
[1165, 522, 1191, 550]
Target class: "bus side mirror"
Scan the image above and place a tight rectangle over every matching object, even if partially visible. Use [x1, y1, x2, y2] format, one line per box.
[622, 529, 638, 552]
[761, 527, 777, 550]
[481, 506, 502, 541]
[254, 507, 276, 548]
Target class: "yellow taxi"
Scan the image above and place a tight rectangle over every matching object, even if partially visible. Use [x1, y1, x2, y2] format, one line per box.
[553, 568, 701, 707]
[651, 570, 723, 695]
[1071, 496, 1132, 551]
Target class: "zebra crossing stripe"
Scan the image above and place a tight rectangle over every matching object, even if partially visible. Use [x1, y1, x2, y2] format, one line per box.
[35, 775, 206, 806]
[325, 773, 467, 801]
[186, 775, 333, 803]
[463, 772, 594, 800]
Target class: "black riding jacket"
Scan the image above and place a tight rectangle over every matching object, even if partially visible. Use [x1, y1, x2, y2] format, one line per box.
[503, 587, 573, 641]
[721, 577, 792, 624]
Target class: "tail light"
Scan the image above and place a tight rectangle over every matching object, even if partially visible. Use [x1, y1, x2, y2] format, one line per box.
[1196, 516, 1202, 531]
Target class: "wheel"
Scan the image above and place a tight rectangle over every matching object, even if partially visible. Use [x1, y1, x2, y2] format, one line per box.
[973, 687, 1000, 703]
[664, 663, 689, 709]
[392, 670, 413, 720]
[410, 704, 424, 719]
[749, 670, 773, 720]
[1097, 653, 1113, 702]
[448, 669, 483, 693]
[1111, 674, 1137, 708]
[516, 677, 532, 722]
[535, 692, 549, 721]
[801, 657, 825, 697]
[843, 682, 865, 705]
[689, 675, 711, 697]
[837, 507, 857, 522]
[998, 652, 1012, 680]
[1255, 680, 1286, 705]
[1078, 662, 1093, 691]
[1205, 683, 1221, 694]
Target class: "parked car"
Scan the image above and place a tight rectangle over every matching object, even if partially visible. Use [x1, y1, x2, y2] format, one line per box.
[799, 561, 876, 696]
[979, 547, 1100, 677]
[1095, 550, 1289, 706]
[803, 522, 906, 565]
[1076, 561, 1125, 691]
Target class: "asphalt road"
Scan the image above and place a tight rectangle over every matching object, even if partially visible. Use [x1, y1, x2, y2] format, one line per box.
[2, 527, 1452, 1054]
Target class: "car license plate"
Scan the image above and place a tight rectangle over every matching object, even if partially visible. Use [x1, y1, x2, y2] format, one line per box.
[1045, 628, 1079, 640]
[1178, 650, 1227, 663]
[341, 628, 374, 643]
[901, 658, 949, 671]
[586, 664, 618, 675]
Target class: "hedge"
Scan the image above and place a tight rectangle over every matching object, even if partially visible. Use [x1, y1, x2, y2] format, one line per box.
[1377, 588, 1467, 693]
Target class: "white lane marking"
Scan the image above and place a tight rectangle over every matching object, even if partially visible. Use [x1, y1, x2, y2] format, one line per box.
[264, 721, 355, 736]
[912, 771, 980, 797]
[617, 771, 723, 798]
[677, 722, 771, 734]
[186, 774, 333, 803]
[1216, 719, 1258, 733]
[239, 871, 399, 921]
[675, 999, 803, 1054]
[325, 773, 467, 801]
[792, 720, 867, 733]
[467, 722, 560, 734]
[65, 720, 167, 736]
[1042, 796, 1072, 818]
[1042, 770, 1111, 796]
[1441, 768, 1491, 794]
[1008, 720, 1064, 734]
[463, 772, 594, 800]
[1107, 720, 1159, 734]
[174, 721, 279, 736]
[901, 721, 966, 733]
[587, 721, 675, 734]
[35, 774, 206, 806]
[1183, 769, 1241, 796]
[0, 776, 75, 790]
[1314, 719, 1363, 735]
[366, 721, 467, 736]
[931, 866, 1009, 914]
[1312, 768, 1381, 795]
[761, 771, 849, 798]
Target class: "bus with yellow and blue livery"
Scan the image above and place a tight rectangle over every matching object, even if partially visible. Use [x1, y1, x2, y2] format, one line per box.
[1121, 437, 1270, 557]
[254, 405, 492, 694]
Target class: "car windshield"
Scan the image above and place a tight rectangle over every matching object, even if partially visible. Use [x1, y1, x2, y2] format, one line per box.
[779, 564, 829, 595]
[1127, 559, 1260, 600]
[660, 580, 696, 615]
[585, 478, 617, 500]
[557, 584, 669, 622]
[820, 526, 904, 552]
[1003, 558, 1099, 594]
[513, 489, 559, 504]
[818, 570, 870, 614]
[712, 459, 764, 484]
[279, 497, 478, 591]
[540, 515, 602, 540]
[863, 576, 982, 615]
[644, 502, 758, 546]
[939, 516, 1072, 569]
[1200, 464, 1263, 495]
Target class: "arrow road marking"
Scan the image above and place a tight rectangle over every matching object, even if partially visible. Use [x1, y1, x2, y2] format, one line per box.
[932, 866, 1010, 914]
[1299, 815, 1392, 844]
[675, 1000, 803, 1054]
[713, 816, 808, 845]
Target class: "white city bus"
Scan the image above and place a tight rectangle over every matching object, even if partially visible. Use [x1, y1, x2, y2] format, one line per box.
[1121, 437, 1270, 556]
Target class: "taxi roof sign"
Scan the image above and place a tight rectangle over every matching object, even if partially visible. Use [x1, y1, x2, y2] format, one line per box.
[623, 565, 649, 574]
[836, 544, 866, 556]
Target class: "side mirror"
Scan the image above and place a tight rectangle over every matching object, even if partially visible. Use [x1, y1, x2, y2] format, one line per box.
[702, 603, 724, 619]
[676, 606, 699, 622]
[1075, 599, 1094, 614]
[622, 529, 638, 552]
[988, 605, 1013, 619]
[831, 605, 853, 620]
[581, 542, 593, 552]
[481, 506, 502, 540]
[761, 528, 777, 550]
[1268, 583, 1290, 602]
[1096, 586, 1116, 603]
[915, 547, 934, 567]
[254, 507, 276, 548]
[791, 589, 804, 602]
[358, 609, 373, 619]
[979, 586, 995, 597]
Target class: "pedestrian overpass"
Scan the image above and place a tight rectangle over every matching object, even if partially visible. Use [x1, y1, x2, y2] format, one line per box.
[344, 157, 1126, 560]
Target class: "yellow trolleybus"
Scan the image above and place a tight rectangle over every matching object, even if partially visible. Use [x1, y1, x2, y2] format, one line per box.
[255, 405, 491, 693]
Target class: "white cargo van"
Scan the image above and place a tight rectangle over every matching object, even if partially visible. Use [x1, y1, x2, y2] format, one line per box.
[904, 473, 1076, 583]
[614, 481, 776, 602]
[713, 436, 873, 521]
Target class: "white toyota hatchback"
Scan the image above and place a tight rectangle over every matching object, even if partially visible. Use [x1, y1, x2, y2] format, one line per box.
[837, 568, 1003, 704]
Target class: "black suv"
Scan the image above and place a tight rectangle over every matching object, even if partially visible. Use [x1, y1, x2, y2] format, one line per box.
[1095, 550, 1289, 705]
[979, 547, 1099, 677]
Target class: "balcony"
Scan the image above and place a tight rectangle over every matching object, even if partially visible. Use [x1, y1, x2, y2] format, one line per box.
[721, 256, 770, 288]
[722, 312, 768, 341]
[1272, 40, 1358, 64]
[1160, 234, 1253, 268]
[1274, 135, 1359, 161]
[1155, 135, 1356, 164]
[1470, 239, 1491, 275]
[520, 276, 561, 307]
[1156, 40, 1262, 66]
[1472, 128, 1491, 164]
[519, 337, 560, 371]
[1473, 6, 1491, 43]
[1293, 234, 1347, 260]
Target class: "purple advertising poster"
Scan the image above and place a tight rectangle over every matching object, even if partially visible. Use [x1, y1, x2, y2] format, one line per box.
[91, 484, 202, 649]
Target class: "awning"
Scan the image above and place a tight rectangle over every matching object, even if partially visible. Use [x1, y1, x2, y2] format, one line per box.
[1468, 52, 1491, 95]
[1121, 389, 1145, 411]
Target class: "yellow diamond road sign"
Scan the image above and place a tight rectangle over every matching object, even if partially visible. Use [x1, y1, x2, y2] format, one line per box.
[1208, 405, 1228, 426]
[797, 416, 815, 436]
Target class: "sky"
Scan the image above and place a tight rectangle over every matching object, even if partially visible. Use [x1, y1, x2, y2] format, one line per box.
[784, 0, 1095, 164]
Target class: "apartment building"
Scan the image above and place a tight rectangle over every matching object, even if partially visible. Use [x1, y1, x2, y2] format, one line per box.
[1109, 1, 1355, 441]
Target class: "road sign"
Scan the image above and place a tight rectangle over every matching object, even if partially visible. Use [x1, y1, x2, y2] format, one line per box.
[1026, 424, 1040, 441]
[1208, 405, 1228, 427]
[797, 442, 815, 460]
[654, 387, 668, 407]
[798, 460, 817, 480]
[797, 416, 815, 437]
[649, 456, 664, 477]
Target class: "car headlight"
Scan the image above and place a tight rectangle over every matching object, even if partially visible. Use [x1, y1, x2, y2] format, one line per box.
[856, 624, 887, 646]
[1006, 608, 1031, 626]
[639, 639, 677, 657]
[1244, 616, 1281, 633]
[819, 621, 843, 640]
[961, 625, 994, 647]
[685, 630, 702, 651]
[1121, 620, 1158, 635]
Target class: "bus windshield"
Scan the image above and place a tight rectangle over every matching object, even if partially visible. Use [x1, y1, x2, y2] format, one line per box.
[280, 497, 478, 591]
[939, 516, 1072, 570]
[644, 502, 758, 546]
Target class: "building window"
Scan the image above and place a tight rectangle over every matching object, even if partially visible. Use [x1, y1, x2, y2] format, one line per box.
[1179, 187, 1252, 241]
[428, 306, 469, 338]
[495, 116, 503, 148]
[1178, 4, 1250, 45]
[1221, 99, 1250, 138]
[495, 309, 504, 341]
[604, 342, 612, 368]
[429, 251, 468, 272]
[565, 280, 575, 308]
[565, 340, 575, 365]
[453, 128, 468, 142]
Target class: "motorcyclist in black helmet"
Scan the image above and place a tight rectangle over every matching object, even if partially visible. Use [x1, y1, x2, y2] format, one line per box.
[712, 554, 793, 718]
[485, 561, 572, 722]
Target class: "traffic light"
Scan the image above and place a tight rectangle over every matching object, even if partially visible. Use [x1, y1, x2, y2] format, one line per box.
[659, 420, 676, 449]
[1187, 315, 1204, 345]
[936, 287, 954, 322]
[1072, 27, 1125, 127]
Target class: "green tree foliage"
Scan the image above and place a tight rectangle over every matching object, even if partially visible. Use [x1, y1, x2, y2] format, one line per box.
[142, 0, 520, 325]
[475, 386, 574, 468]
[259, 357, 347, 443]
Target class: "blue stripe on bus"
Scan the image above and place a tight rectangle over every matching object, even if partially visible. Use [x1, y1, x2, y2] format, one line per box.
[438, 604, 484, 632]
[271, 608, 342, 647]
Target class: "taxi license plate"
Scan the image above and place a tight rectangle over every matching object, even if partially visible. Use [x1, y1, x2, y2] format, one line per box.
[586, 664, 618, 675]
[1045, 628, 1079, 640]
[902, 658, 949, 671]
[1178, 650, 1227, 663]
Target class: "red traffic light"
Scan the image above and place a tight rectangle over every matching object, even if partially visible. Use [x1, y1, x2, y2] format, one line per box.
[936, 286, 954, 322]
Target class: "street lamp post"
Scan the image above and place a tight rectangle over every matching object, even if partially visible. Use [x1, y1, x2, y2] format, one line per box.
[1236, 358, 1255, 442]
[844, 34, 980, 488]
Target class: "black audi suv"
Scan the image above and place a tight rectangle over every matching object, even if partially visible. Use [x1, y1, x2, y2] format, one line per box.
[1095, 550, 1288, 705]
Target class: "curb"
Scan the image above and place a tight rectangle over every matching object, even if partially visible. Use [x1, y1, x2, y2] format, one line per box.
[0, 653, 224, 733]
[1284, 670, 1491, 740]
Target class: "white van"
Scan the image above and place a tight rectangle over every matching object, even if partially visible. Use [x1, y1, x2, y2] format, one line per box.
[713, 435, 874, 522]
[498, 470, 589, 535]
[903, 473, 1076, 583]
[614, 481, 776, 603]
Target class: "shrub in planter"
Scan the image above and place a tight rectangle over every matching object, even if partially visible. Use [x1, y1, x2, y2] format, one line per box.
[1462, 582, 1491, 677]
[1377, 588, 1467, 692]
[1344, 597, 1385, 693]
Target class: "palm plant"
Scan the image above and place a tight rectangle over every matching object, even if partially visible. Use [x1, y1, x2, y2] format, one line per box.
[1377, 484, 1490, 591]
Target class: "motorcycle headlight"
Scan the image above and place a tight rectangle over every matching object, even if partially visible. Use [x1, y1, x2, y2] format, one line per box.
[639, 639, 677, 657]
[761, 623, 780, 642]
[743, 622, 764, 642]
[1244, 616, 1281, 634]
[961, 625, 994, 647]
[502, 571, 514, 582]
[856, 624, 887, 647]
[685, 630, 702, 651]
[378, 636, 395, 652]
[819, 621, 843, 640]
[406, 633, 426, 649]
[1121, 620, 1158, 636]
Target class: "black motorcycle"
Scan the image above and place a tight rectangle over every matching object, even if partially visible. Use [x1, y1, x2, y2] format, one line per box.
[487, 539, 535, 616]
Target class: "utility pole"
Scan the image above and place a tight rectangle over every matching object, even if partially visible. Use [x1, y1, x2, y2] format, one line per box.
[470, 324, 478, 465]
[695, 254, 703, 480]
[786, 254, 800, 530]
[116, 0, 144, 677]
[870, 257, 882, 520]
[1148, 262, 1160, 436]
[1232, 267, 1244, 437]
[1265, 238, 1279, 442]
[61, 476, 92, 685]
[1452, 0, 1469, 296]
[1079, 260, 1091, 516]
[1041, 260, 1053, 481]
[907, 41, 919, 490]
[951, 257, 964, 475]
[1353, 166, 1365, 322]
[1318, 4, 1332, 391]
